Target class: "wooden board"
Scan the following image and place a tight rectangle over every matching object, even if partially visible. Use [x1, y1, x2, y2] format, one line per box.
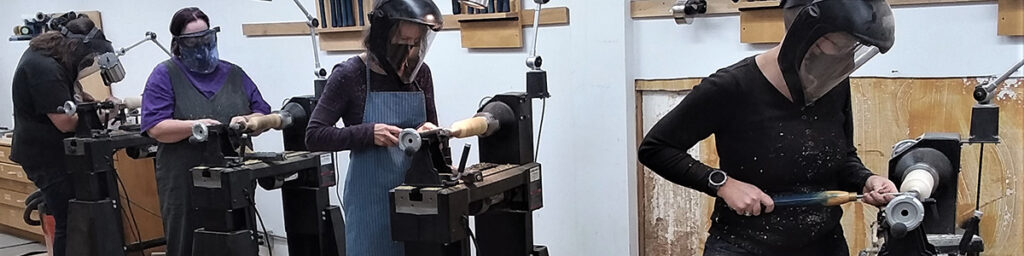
[630, 0, 993, 18]
[318, 29, 367, 51]
[739, 8, 784, 44]
[636, 78, 701, 91]
[0, 146, 12, 164]
[998, 0, 1024, 36]
[79, 70, 112, 101]
[637, 77, 1024, 255]
[242, 22, 310, 36]
[458, 18, 523, 49]
[113, 150, 165, 254]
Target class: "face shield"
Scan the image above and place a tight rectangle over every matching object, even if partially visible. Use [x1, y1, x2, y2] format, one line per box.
[778, 0, 895, 106]
[175, 26, 221, 74]
[384, 20, 437, 84]
[797, 32, 881, 104]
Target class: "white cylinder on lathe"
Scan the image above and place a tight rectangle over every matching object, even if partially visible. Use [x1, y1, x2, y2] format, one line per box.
[121, 96, 143, 109]
[900, 168, 937, 199]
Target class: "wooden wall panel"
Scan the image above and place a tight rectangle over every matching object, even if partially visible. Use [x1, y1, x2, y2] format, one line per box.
[638, 77, 1024, 255]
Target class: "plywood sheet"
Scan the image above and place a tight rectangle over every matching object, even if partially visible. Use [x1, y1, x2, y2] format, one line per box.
[638, 77, 1024, 255]
[113, 150, 165, 254]
[998, 0, 1024, 36]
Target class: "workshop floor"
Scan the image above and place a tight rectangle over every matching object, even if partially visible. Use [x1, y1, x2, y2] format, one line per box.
[0, 233, 46, 256]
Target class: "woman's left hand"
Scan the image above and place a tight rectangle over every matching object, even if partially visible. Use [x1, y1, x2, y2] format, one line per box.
[418, 122, 438, 133]
[862, 175, 898, 207]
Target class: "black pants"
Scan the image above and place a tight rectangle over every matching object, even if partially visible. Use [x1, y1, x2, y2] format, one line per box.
[703, 236, 850, 256]
[31, 176, 74, 256]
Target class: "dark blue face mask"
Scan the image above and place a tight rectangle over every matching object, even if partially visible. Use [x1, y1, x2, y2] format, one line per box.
[175, 27, 220, 74]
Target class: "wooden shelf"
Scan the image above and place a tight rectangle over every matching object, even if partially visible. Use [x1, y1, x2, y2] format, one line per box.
[736, 0, 780, 9]
[241, 1, 569, 51]
[631, 0, 994, 18]
[453, 12, 519, 22]
[318, 26, 367, 33]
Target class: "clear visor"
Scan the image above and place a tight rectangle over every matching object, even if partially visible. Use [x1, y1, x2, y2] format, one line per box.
[176, 26, 220, 48]
[798, 32, 880, 105]
[385, 21, 436, 84]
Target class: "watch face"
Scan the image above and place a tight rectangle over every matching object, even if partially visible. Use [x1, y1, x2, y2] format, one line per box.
[710, 171, 726, 185]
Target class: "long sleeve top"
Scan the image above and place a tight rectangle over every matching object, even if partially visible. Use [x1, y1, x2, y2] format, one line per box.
[638, 56, 875, 254]
[305, 56, 438, 152]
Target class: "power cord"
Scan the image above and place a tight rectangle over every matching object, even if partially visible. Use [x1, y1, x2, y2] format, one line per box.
[114, 171, 143, 244]
[463, 216, 480, 255]
[534, 98, 547, 161]
[251, 198, 273, 256]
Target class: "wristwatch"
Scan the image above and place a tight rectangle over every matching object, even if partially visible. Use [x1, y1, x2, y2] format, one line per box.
[708, 169, 728, 192]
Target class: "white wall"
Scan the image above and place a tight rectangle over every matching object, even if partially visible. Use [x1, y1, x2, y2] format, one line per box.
[632, 3, 1024, 80]
[2, 1, 1021, 255]
[0, 1, 638, 255]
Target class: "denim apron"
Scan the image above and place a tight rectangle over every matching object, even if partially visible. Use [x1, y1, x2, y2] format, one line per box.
[344, 65, 426, 256]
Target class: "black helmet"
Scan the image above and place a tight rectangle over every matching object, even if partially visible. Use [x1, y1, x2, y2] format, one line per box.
[778, 0, 895, 105]
[366, 0, 444, 84]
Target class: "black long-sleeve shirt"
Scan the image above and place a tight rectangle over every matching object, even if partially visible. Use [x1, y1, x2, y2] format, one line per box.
[638, 56, 875, 254]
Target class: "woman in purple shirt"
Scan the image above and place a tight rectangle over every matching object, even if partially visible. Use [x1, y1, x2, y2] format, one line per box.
[140, 7, 270, 256]
[304, 0, 443, 255]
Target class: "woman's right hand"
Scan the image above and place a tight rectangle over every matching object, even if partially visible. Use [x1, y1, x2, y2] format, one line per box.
[373, 124, 401, 147]
[716, 178, 775, 217]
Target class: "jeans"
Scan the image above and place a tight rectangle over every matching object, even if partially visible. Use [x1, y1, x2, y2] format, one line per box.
[33, 176, 74, 256]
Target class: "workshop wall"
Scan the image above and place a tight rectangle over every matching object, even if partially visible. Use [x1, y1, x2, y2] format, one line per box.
[1, 1, 640, 255]
[632, 2, 1024, 256]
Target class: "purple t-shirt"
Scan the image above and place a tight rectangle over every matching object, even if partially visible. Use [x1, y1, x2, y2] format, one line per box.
[141, 58, 271, 132]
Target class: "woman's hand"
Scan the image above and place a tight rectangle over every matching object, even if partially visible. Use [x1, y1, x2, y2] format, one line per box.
[374, 124, 401, 147]
[862, 175, 898, 207]
[417, 122, 438, 133]
[717, 178, 775, 217]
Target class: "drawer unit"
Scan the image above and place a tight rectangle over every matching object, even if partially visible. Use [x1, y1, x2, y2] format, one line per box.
[0, 203, 42, 237]
[0, 146, 12, 164]
[0, 189, 30, 209]
[0, 179, 37, 194]
[0, 162, 32, 184]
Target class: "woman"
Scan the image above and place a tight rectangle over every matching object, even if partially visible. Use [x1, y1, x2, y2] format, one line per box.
[140, 7, 271, 256]
[305, 0, 444, 254]
[11, 15, 113, 256]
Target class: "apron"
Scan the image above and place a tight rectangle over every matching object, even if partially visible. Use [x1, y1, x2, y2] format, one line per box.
[154, 60, 251, 256]
[344, 64, 427, 256]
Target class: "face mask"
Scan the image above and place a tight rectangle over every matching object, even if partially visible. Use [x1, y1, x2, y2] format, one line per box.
[175, 27, 220, 74]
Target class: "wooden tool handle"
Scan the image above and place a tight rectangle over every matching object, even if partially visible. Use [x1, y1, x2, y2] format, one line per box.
[245, 114, 283, 132]
[822, 191, 859, 206]
[449, 117, 489, 138]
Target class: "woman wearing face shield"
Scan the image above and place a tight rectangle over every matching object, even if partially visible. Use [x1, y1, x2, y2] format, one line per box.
[10, 15, 113, 256]
[639, 0, 899, 255]
[304, 0, 443, 254]
[140, 7, 271, 256]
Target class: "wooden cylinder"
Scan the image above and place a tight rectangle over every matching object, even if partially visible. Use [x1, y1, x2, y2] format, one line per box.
[449, 116, 489, 138]
[245, 114, 284, 132]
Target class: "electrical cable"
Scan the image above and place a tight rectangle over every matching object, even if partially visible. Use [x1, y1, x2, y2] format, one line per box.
[478, 96, 493, 109]
[534, 98, 546, 161]
[252, 198, 273, 256]
[463, 216, 480, 255]
[114, 171, 143, 244]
